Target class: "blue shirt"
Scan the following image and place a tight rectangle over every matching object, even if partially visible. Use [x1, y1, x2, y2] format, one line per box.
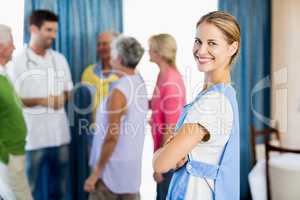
[167, 83, 240, 200]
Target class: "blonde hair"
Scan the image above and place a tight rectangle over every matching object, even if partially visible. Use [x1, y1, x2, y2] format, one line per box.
[197, 11, 240, 65]
[148, 33, 177, 66]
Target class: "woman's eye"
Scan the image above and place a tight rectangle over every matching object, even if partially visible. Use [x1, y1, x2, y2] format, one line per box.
[208, 41, 217, 46]
[194, 39, 201, 45]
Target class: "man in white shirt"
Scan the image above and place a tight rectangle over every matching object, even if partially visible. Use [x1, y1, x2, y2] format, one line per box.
[8, 10, 73, 200]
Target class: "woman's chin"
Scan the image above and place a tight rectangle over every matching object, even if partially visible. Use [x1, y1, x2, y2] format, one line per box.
[197, 64, 210, 72]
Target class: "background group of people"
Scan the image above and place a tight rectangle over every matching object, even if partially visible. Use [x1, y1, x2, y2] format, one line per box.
[0, 9, 240, 200]
[0, 9, 185, 200]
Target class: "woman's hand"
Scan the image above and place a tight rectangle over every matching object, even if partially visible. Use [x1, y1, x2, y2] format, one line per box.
[84, 169, 101, 192]
[153, 123, 207, 173]
[174, 156, 188, 169]
[48, 94, 65, 110]
[153, 172, 164, 183]
[164, 135, 174, 146]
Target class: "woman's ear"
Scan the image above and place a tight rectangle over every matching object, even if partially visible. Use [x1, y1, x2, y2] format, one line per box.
[229, 41, 239, 56]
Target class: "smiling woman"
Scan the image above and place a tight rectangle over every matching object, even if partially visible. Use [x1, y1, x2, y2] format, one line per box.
[123, 1, 218, 199]
[193, 22, 239, 87]
[153, 11, 241, 200]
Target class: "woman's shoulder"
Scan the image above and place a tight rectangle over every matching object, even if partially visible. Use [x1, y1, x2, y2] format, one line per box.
[208, 83, 236, 97]
[186, 88, 234, 128]
[196, 84, 236, 105]
[161, 68, 182, 81]
[112, 74, 141, 94]
[192, 90, 232, 113]
[115, 74, 132, 86]
[159, 68, 185, 93]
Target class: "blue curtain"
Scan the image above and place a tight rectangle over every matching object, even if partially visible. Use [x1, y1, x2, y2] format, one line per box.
[23, 1, 123, 200]
[219, 1, 271, 199]
[24, 0, 123, 83]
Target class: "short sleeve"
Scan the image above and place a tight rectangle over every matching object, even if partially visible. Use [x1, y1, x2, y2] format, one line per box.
[161, 80, 185, 125]
[7, 53, 27, 95]
[7, 53, 26, 85]
[112, 78, 129, 101]
[56, 53, 73, 91]
[185, 91, 233, 141]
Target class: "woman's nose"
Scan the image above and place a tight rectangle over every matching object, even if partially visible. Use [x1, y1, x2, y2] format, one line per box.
[198, 44, 208, 55]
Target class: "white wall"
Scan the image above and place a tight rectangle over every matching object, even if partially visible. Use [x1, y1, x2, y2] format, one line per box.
[123, 0, 218, 101]
[0, 0, 24, 55]
[272, 0, 300, 148]
[123, 1, 218, 199]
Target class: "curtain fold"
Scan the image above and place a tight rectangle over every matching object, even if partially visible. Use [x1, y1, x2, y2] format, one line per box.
[23, 1, 123, 199]
[24, 0, 123, 83]
[218, 0, 271, 199]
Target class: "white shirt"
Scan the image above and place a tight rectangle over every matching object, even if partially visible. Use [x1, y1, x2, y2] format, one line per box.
[183, 91, 233, 200]
[90, 74, 148, 193]
[8, 48, 73, 150]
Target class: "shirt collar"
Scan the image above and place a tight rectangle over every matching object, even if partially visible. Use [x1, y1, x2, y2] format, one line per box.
[94, 62, 115, 79]
[27, 47, 52, 61]
[94, 62, 102, 76]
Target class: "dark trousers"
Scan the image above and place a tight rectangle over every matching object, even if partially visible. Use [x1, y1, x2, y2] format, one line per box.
[156, 171, 173, 200]
[26, 145, 69, 200]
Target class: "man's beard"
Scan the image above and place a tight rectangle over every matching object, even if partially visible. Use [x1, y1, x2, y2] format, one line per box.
[39, 38, 53, 49]
[43, 41, 53, 49]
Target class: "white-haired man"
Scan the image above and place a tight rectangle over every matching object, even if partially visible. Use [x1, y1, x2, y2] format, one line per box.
[0, 24, 32, 200]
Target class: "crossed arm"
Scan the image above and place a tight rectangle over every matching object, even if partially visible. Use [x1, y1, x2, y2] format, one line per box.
[21, 91, 71, 110]
[153, 123, 209, 173]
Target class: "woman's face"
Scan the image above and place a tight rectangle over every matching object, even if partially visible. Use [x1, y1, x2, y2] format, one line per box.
[148, 48, 155, 63]
[193, 22, 237, 73]
[148, 43, 159, 63]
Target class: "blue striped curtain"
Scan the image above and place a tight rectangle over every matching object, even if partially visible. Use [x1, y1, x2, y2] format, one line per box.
[219, 0, 271, 199]
[24, 0, 123, 83]
[23, 1, 123, 200]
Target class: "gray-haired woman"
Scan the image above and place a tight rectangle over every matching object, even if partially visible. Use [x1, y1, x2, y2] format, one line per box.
[85, 36, 148, 200]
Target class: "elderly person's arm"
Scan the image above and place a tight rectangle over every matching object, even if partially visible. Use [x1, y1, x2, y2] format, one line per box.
[84, 88, 126, 192]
